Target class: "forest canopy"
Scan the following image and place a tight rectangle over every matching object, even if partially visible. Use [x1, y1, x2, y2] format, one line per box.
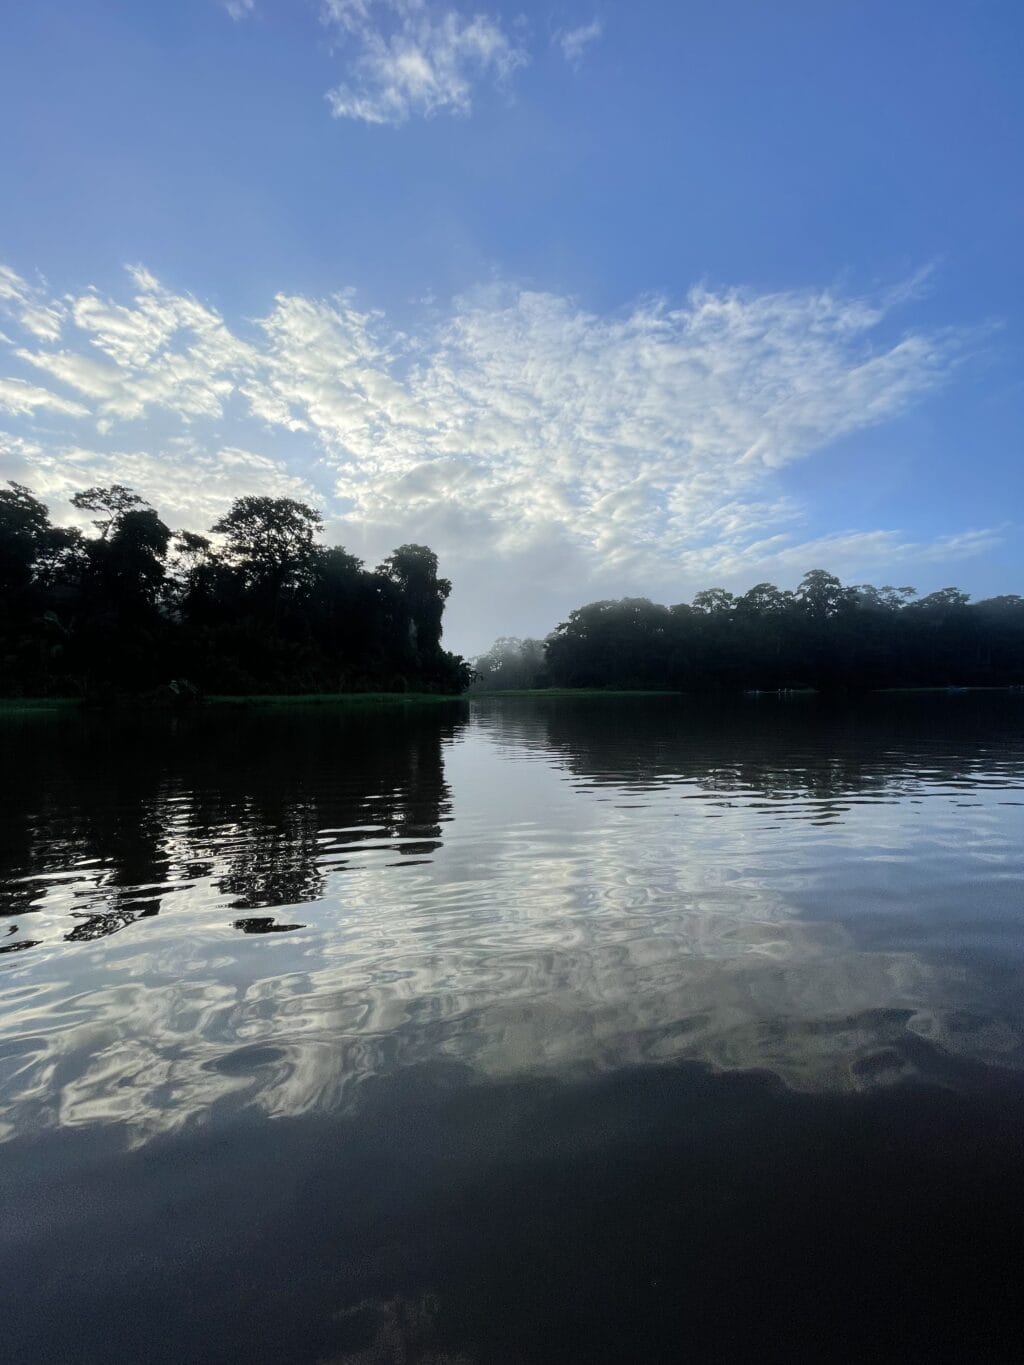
[0, 482, 471, 697]
[472, 571, 1024, 692]
[4, 480, 1023, 699]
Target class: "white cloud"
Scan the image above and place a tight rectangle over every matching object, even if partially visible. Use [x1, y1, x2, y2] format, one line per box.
[0, 264, 66, 342]
[0, 377, 89, 419]
[320, 283, 964, 577]
[0, 265, 30, 304]
[0, 431, 317, 532]
[19, 303, 65, 342]
[676, 526, 1006, 587]
[322, 0, 527, 125]
[14, 269, 257, 422]
[555, 18, 603, 66]
[0, 259, 997, 647]
[224, 0, 255, 19]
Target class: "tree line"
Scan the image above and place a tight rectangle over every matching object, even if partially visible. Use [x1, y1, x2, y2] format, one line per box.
[472, 570, 1024, 692]
[0, 481, 471, 697]
[5, 480, 1022, 699]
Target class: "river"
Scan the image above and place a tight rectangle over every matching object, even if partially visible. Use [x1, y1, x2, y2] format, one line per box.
[2, 693, 1023, 1361]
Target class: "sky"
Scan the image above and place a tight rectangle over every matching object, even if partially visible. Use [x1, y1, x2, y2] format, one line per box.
[0, 0, 1022, 654]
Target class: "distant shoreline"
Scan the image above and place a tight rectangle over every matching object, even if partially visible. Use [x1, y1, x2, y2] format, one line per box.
[470, 685, 1023, 699]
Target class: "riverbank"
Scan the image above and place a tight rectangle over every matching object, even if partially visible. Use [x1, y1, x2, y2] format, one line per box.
[468, 687, 682, 698]
[3, 684, 1021, 715]
[0, 692, 469, 715]
[209, 691, 467, 708]
[0, 698, 82, 715]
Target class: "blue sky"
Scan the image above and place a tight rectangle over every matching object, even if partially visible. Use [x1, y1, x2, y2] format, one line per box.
[1, 0, 1021, 651]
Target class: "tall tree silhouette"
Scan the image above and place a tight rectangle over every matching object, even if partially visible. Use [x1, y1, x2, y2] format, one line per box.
[0, 483, 470, 698]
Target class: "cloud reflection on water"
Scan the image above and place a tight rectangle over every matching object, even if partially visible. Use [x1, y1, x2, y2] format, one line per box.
[1, 695, 1023, 1144]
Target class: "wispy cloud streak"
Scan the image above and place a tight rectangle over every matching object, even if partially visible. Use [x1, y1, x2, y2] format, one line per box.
[555, 18, 603, 66]
[322, 0, 527, 125]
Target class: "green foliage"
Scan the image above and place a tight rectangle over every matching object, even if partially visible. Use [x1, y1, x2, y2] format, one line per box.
[0, 482, 469, 698]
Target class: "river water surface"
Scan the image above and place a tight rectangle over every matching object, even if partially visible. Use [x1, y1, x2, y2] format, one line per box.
[2, 694, 1023, 1362]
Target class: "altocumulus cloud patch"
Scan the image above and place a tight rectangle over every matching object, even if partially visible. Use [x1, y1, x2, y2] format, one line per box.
[0, 259, 998, 645]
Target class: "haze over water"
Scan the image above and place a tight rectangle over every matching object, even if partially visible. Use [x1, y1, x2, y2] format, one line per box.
[3, 694, 1024, 1361]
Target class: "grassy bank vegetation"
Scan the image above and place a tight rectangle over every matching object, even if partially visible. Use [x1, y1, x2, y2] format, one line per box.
[208, 691, 468, 708]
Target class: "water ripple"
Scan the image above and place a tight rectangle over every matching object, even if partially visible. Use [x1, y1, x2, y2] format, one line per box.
[1, 694, 1022, 1143]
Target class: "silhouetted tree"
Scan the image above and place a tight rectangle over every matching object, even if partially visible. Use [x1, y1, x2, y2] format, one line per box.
[3, 481, 1021, 700]
[379, 544, 451, 656]
[796, 569, 854, 620]
[212, 496, 322, 610]
[692, 588, 735, 615]
[541, 576, 1024, 693]
[103, 509, 172, 610]
[0, 486, 470, 698]
[70, 484, 148, 540]
[0, 482, 51, 593]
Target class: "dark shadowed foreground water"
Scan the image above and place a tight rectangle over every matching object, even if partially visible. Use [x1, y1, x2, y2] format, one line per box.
[2, 694, 1024, 1362]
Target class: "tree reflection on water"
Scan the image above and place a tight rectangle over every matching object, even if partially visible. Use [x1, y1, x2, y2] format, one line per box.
[2, 695, 1024, 1360]
[0, 703, 465, 945]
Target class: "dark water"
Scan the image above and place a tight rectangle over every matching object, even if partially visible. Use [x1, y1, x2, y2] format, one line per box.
[2, 694, 1024, 1363]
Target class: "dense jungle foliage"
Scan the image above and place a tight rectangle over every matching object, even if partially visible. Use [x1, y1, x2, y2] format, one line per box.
[473, 573, 1024, 692]
[6, 479, 1022, 700]
[0, 482, 471, 697]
